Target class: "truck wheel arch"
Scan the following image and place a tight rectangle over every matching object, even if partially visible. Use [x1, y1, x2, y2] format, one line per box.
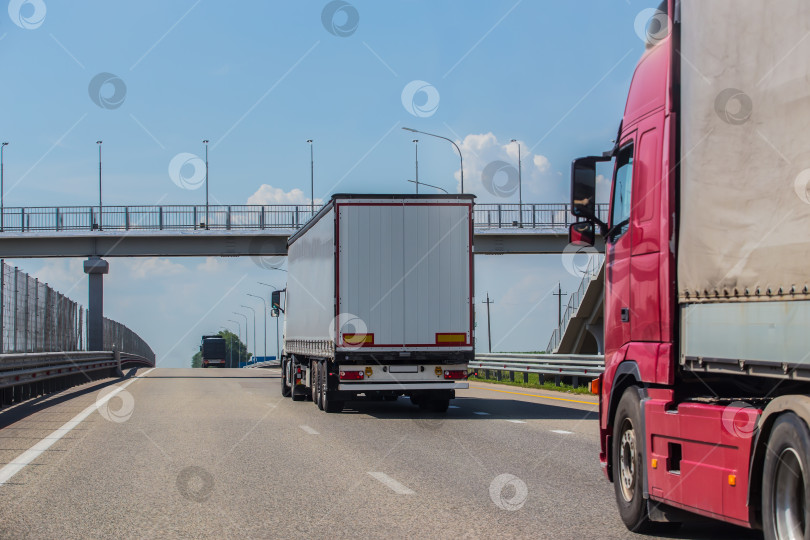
[606, 361, 646, 482]
[747, 394, 810, 529]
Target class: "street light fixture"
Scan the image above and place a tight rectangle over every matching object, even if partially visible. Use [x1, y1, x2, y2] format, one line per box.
[96, 141, 103, 230]
[511, 139, 523, 228]
[240, 305, 256, 364]
[1, 141, 8, 232]
[402, 127, 464, 193]
[203, 139, 209, 229]
[406, 179, 448, 193]
[247, 293, 267, 361]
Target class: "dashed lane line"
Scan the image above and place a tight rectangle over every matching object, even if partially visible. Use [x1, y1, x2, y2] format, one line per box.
[367, 472, 416, 495]
[299, 425, 319, 435]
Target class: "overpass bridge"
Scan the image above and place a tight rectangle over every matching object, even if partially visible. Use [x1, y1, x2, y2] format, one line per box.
[0, 203, 607, 257]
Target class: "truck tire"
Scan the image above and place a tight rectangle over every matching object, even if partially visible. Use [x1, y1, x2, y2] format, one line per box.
[292, 385, 305, 401]
[281, 360, 291, 398]
[761, 412, 810, 540]
[612, 386, 654, 533]
[313, 363, 323, 410]
[322, 386, 344, 413]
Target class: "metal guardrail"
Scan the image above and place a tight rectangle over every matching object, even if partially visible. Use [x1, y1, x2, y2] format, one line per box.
[0, 350, 153, 404]
[470, 353, 603, 389]
[0, 203, 610, 232]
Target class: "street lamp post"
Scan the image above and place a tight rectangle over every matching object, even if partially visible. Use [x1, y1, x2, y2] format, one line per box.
[233, 312, 249, 364]
[402, 127, 464, 193]
[203, 139, 209, 229]
[247, 293, 267, 361]
[413, 139, 419, 194]
[1, 142, 8, 232]
[307, 139, 314, 214]
[240, 305, 256, 364]
[511, 139, 523, 228]
[227, 319, 241, 367]
[96, 141, 103, 230]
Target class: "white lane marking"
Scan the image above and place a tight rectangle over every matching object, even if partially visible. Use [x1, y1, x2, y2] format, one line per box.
[448, 405, 460, 409]
[551, 429, 573, 435]
[505, 420, 527, 424]
[299, 425, 319, 435]
[0, 368, 155, 485]
[474, 411, 490, 415]
[368, 472, 416, 495]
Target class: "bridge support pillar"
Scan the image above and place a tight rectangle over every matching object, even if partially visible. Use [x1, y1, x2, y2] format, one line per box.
[83, 257, 109, 351]
[586, 323, 604, 355]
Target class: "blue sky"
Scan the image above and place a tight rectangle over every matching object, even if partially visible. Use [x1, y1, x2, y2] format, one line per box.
[2, 1, 653, 366]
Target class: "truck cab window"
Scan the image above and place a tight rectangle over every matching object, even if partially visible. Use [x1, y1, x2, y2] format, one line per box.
[609, 144, 634, 241]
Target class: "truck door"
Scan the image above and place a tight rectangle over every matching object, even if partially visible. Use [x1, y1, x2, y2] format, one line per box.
[629, 123, 662, 342]
[605, 138, 635, 356]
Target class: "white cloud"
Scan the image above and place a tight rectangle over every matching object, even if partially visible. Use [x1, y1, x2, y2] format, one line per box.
[129, 258, 186, 280]
[452, 133, 561, 202]
[247, 185, 324, 206]
[196, 257, 227, 273]
[533, 154, 550, 173]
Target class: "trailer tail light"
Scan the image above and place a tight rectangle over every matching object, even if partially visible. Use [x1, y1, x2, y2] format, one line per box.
[444, 370, 467, 380]
[339, 370, 364, 380]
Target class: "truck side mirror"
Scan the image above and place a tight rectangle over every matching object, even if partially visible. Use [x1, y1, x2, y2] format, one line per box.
[271, 308, 279, 318]
[571, 157, 600, 220]
[569, 221, 595, 247]
[271, 290, 282, 311]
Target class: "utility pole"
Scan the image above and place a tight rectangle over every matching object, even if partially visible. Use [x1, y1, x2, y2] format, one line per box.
[553, 283, 568, 327]
[482, 292, 494, 353]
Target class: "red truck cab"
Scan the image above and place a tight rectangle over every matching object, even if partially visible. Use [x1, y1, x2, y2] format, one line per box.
[566, 1, 808, 536]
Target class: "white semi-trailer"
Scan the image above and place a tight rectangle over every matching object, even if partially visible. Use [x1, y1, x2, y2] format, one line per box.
[279, 194, 475, 413]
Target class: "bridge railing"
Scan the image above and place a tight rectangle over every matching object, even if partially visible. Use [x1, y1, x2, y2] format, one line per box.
[0, 261, 154, 362]
[0, 203, 609, 232]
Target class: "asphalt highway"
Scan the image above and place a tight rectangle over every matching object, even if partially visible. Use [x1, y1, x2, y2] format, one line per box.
[0, 368, 761, 539]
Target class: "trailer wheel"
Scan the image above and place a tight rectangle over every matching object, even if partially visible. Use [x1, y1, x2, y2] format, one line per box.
[280, 360, 291, 397]
[322, 384, 344, 413]
[314, 363, 323, 410]
[761, 412, 810, 540]
[613, 386, 654, 533]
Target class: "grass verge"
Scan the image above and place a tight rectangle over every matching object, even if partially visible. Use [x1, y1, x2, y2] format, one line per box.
[468, 372, 594, 395]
